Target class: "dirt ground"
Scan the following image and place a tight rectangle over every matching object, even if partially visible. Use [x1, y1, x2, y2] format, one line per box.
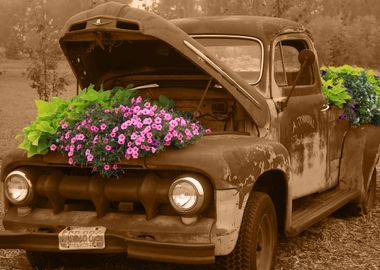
[0, 60, 379, 269]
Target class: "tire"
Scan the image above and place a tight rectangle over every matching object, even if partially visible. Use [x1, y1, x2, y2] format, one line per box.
[361, 168, 377, 214]
[216, 192, 278, 270]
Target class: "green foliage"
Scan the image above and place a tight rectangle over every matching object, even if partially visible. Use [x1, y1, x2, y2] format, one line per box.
[18, 85, 136, 157]
[321, 65, 380, 126]
[321, 78, 352, 108]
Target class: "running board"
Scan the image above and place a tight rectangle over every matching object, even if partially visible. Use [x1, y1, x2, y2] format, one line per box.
[289, 189, 360, 236]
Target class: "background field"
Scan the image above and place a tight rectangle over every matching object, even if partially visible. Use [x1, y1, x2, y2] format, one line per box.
[0, 59, 76, 160]
[0, 60, 379, 269]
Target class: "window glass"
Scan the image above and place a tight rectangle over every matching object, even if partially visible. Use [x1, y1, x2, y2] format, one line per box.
[274, 40, 314, 87]
[195, 37, 262, 84]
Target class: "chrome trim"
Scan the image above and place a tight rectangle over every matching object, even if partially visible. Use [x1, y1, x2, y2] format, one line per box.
[169, 176, 205, 215]
[321, 104, 330, 112]
[184, 40, 261, 108]
[4, 170, 33, 205]
[191, 34, 264, 85]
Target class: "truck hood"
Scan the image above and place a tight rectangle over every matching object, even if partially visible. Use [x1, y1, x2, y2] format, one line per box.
[1, 135, 289, 190]
[59, 2, 268, 127]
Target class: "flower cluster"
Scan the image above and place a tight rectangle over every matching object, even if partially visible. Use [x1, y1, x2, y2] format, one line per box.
[321, 65, 380, 126]
[50, 96, 210, 177]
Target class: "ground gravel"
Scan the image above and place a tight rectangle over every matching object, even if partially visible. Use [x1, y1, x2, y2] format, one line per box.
[1, 169, 379, 270]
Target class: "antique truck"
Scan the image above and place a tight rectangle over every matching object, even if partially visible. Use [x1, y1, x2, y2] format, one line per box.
[0, 2, 379, 270]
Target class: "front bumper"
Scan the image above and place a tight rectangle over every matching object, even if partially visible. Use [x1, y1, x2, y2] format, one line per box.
[0, 230, 215, 264]
[1, 207, 216, 264]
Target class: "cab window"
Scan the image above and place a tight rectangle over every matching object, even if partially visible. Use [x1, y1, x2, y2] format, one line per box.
[274, 40, 314, 87]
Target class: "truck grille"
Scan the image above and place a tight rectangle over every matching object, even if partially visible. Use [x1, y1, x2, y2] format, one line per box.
[34, 169, 174, 220]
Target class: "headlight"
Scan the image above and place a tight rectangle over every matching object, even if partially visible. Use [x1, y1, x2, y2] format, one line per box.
[4, 170, 34, 205]
[169, 174, 211, 215]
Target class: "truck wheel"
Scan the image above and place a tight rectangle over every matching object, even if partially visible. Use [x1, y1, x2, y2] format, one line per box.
[216, 192, 278, 270]
[26, 251, 59, 269]
[361, 169, 377, 214]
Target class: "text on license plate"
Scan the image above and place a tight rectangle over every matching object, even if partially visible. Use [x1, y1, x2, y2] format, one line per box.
[58, 226, 106, 250]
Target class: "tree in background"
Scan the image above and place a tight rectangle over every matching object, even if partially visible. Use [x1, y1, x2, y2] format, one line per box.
[15, 0, 68, 101]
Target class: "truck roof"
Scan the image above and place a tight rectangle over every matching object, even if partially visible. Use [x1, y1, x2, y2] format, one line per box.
[171, 16, 306, 42]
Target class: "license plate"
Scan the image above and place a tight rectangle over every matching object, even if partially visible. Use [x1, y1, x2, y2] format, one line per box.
[58, 226, 106, 250]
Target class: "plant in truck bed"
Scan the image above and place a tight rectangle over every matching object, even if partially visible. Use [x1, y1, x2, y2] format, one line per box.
[18, 85, 210, 177]
[321, 65, 380, 126]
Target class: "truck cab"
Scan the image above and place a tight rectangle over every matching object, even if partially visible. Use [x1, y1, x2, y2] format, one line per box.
[1, 2, 379, 270]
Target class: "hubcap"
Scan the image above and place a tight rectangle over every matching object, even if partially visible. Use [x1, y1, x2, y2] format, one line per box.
[256, 214, 274, 270]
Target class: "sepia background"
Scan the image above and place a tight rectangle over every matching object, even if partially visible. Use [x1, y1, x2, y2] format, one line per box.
[0, 0, 379, 269]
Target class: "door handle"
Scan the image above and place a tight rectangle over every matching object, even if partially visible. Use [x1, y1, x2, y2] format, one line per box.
[321, 104, 330, 112]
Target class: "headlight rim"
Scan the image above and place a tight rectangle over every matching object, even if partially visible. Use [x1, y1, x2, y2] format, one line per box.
[4, 170, 34, 205]
[168, 176, 205, 215]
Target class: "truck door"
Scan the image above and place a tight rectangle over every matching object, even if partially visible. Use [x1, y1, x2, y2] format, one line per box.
[271, 36, 330, 199]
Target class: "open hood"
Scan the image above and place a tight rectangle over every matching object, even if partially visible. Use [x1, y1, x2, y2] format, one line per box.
[59, 2, 269, 127]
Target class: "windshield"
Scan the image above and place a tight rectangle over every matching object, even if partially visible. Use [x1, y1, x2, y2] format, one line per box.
[194, 36, 263, 85]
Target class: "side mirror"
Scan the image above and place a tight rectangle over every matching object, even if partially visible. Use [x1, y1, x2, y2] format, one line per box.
[278, 49, 316, 112]
[298, 49, 316, 66]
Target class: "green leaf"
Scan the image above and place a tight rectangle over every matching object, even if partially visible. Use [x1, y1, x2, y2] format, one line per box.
[80, 87, 99, 102]
[36, 100, 58, 117]
[27, 130, 41, 146]
[27, 145, 38, 158]
[35, 121, 56, 134]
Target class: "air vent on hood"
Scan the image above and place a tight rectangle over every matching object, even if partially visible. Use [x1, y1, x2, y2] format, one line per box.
[69, 22, 87, 32]
[116, 21, 139, 31]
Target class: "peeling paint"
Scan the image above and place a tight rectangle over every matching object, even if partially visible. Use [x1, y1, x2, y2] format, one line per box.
[213, 189, 249, 256]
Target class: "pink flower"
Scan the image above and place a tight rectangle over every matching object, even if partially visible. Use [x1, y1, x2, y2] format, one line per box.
[156, 124, 162, 131]
[164, 134, 172, 142]
[164, 113, 172, 121]
[110, 132, 116, 138]
[77, 144, 82, 150]
[121, 120, 131, 129]
[118, 134, 126, 141]
[104, 109, 110, 113]
[136, 122, 143, 129]
[112, 127, 119, 133]
[93, 135, 99, 144]
[133, 106, 141, 114]
[50, 144, 57, 151]
[105, 145, 112, 151]
[132, 151, 139, 159]
[85, 149, 91, 155]
[136, 96, 142, 103]
[90, 125, 99, 132]
[112, 164, 118, 170]
[104, 164, 110, 171]
[144, 102, 151, 108]
[68, 157, 74, 165]
[143, 118, 153, 125]
[76, 134, 85, 140]
[100, 123, 107, 130]
[70, 137, 77, 144]
[205, 128, 212, 134]
[151, 147, 156, 154]
[61, 123, 68, 129]
[87, 154, 94, 162]
[154, 117, 162, 124]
